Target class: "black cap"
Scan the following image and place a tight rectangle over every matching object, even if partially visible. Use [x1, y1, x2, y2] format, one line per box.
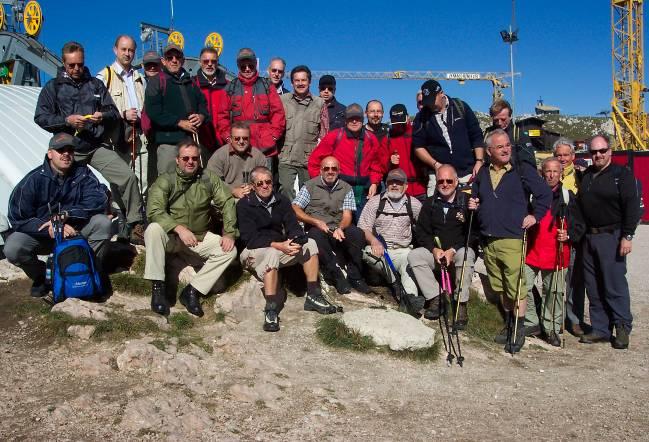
[142, 50, 161, 65]
[236, 47, 256, 62]
[389, 104, 408, 124]
[345, 103, 363, 120]
[386, 168, 408, 183]
[49, 133, 79, 150]
[319, 75, 336, 89]
[420, 79, 442, 107]
[163, 44, 183, 56]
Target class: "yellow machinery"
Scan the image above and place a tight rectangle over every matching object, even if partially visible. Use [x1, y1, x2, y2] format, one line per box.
[611, 0, 649, 150]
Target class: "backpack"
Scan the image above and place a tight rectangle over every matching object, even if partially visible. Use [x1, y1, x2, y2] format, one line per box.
[141, 73, 168, 139]
[374, 193, 417, 246]
[50, 216, 104, 303]
[613, 166, 645, 224]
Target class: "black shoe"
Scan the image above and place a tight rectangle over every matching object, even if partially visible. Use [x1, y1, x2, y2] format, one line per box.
[30, 278, 49, 298]
[348, 277, 371, 294]
[151, 280, 169, 316]
[454, 302, 469, 330]
[304, 292, 337, 314]
[129, 223, 145, 246]
[525, 324, 542, 337]
[263, 306, 280, 332]
[545, 332, 561, 347]
[179, 285, 204, 317]
[494, 312, 513, 344]
[423, 297, 441, 320]
[579, 333, 609, 344]
[612, 324, 630, 349]
[504, 319, 525, 354]
[333, 277, 352, 295]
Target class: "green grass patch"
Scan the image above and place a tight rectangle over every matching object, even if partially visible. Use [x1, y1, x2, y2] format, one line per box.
[38, 311, 97, 339]
[92, 312, 160, 340]
[169, 312, 194, 333]
[110, 272, 151, 297]
[214, 310, 226, 323]
[130, 251, 146, 276]
[316, 317, 440, 363]
[464, 289, 504, 342]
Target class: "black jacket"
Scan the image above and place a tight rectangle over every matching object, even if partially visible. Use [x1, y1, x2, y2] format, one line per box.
[236, 192, 304, 249]
[327, 97, 346, 130]
[8, 158, 108, 238]
[34, 67, 120, 152]
[415, 191, 478, 253]
[550, 184, 586, 243]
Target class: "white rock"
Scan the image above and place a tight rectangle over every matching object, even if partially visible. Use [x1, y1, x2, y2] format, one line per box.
[66, 325, 96, 340]
[341, 308, 435, 351]
[116, 341, 171, 372]
[213, 279, 264, 322]
[0, 258, 28, 282]
[51, 298, 111, 321]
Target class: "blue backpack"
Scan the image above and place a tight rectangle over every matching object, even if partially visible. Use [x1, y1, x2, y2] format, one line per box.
[50, 216, 104, 303]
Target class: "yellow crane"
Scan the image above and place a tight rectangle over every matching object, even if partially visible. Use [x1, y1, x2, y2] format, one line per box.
[611, 0, 648, 150]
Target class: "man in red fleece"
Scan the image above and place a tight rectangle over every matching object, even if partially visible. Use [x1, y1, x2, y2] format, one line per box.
[193, 47, 228, 152]
[216, 48, 286, 176]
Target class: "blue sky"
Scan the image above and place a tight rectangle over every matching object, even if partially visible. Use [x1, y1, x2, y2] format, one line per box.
[29, 0, 636, 117]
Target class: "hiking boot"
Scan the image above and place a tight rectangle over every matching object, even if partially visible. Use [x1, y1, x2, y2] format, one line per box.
[151, 280, 169, 316]
[304, 292, 337, 315]
[579, 333, 609, 344]
[569, 322, 584, 337]
[30, 277, 49, 298]
[504, 319, 525, 354]
[455, 302, 469, 330]
[423, 297, 441, 320]
[612, 324, 630, 350]
[545, 332, 561, 347]
[332, 276, 352, 295]
[263, 305, 280, 332]
[494, 313, 513, 344]
[525, 324, 542, 337]
[348, 277, 370, 294]
[179, 285, 204, 317]
[400, 293, 425, 317]
[129, 223, 145, 246]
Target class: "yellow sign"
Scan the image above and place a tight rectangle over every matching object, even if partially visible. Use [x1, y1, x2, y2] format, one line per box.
[23, 1, 43, 37]
[528, 129, 541, 137]
[0, 5, 5, 31]
[204, 32, 224, 56]
[168, 31, 184, 49]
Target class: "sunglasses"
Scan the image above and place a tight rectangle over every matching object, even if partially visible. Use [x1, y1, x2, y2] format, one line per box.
[144, 63, 159, 69]
[201, 59, 218, 65]
[321, 166, 339, 172]
[436, 179, 454, 185]
[233, 136, 249, 141]
[319, 86, 334, 92]
[255, 179, 273, 187]
[66, 63, 84, 69]
[239, 62, 255, 71]
[589, 147, 610, 155]
[179, 156, 199, 162]
[270, 68, 284, 74]
[165, 54, 183, 61]
[53, 147, 75, 154]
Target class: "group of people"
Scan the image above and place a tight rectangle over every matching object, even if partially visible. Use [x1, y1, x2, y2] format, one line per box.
[2, 36, 642, 352]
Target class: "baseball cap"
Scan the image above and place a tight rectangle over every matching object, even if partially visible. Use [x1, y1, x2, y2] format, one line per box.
[389, 104, 408, 124]
[236, 48, 256, 63]
[345, 103, 364, 120]
[163, 44, 183, 56]
[386, 168, 408, 183]
[142, 50, 161, 65]
[49, 133, 79, 150]
[420, 79, 442, 107]
[319, 75, 336, 89]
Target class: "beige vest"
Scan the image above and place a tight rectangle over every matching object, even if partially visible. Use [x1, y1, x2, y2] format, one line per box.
[99, 64, 146, 146]
[279, 94, 324, 167]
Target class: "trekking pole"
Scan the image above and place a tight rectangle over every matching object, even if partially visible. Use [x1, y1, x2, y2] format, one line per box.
[548, 230, 562, 344]
[511, 228, 528, 355]
[454, 209, 474, 325]
[435, 236, 464, 366]
[131, 121, 137, 173]
[558, 216, 567, 348]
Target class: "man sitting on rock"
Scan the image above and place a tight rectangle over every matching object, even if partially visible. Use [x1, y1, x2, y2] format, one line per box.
[358, 168, 422, 304]
[5, 133, 112, 297]
[408, 164, 477, 326]
[237, 166, 337, 332]
[144, 139, 238, 317]
[292, 156, 369, 295]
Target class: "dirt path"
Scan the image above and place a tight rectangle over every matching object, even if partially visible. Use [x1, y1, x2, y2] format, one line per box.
[1, 226, 648, 441]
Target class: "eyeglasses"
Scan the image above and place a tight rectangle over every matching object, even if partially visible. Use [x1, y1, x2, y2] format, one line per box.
[239, 62, 255, 71]
[201, 59, 218, 65]
[589, 147, 610, 155]
[319, 86, 334, 92]
[255, 179, 273, 187]
[53, 147, 75, 154]
[165, 54, 183, 61]
[179, 156, 199, 162]
[387, 180, 405, 186]
[144, 63, 159, 69]
[436, 179, 454, 185]
[321, 166, 339, 172]
[66, 63, 83, 69]
[233, 136, 249, 142]
[270, 68, 284, 74]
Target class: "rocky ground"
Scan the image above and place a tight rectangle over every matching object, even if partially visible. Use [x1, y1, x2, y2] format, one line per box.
[1, 226, 648, 441]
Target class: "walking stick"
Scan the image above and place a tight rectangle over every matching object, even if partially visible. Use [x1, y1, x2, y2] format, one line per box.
[454, 209, 474, 325]
[130, 121, 137, 173]
[558, 216, 567, 348]
[435, 235, 464, 367]
[510, 229, 528, 355]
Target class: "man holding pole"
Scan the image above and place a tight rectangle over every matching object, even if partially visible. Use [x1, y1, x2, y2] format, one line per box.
[468, 129, 551, 354]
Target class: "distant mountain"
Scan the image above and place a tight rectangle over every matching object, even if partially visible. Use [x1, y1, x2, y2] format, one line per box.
[475, 113, 613, 141]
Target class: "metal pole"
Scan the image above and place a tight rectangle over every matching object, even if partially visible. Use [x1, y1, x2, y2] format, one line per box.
[510, 25, 515, 116]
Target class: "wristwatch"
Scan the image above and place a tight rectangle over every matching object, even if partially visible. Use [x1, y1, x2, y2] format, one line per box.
[624, 234, 633, 241]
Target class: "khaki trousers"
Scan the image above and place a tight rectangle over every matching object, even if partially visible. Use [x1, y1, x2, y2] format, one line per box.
[240, 238, 319, 281]
[363, 246, 418, 296]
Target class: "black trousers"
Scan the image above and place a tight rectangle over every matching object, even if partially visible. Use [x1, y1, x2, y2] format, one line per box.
[307, 225, 365, 281]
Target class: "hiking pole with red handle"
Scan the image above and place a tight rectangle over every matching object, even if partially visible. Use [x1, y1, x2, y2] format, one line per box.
[453, 209, 474, 327]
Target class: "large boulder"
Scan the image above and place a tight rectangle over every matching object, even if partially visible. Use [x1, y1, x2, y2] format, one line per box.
[341, 308, 435, 351]
[51, 298, 111, 321]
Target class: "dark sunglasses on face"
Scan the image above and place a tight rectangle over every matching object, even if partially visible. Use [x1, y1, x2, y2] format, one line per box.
[255, 179, 273, 187]
[66, 63, 84, 69]
[233, 136, 249, 141]
[590, 147, 610, 155]
[54, 147, 75, 154]
[270, 68, 284, 74]
[319, 86, 334, 92]
[165, 54, 183, 61]
[144, 63, 159, 69]
[437, 179, 454, 185]
[201, 59, 217, 65]
[239, 62, 255, 71]
[179, 156, 199, 162]
[321, 166, 338, 172]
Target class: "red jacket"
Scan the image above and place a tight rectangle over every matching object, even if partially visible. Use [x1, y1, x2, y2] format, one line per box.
[526, 208, 570, 270]
[308, 128, 383, 185]
[215, 72, 286, 157]
[194, 71, 228, 151]
[386, 123, 427, 197]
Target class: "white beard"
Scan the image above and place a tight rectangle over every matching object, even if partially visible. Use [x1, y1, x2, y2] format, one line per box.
[387, 190, 404, 200]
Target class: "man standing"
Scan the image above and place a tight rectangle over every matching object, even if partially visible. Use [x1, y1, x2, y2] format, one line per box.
[34, 41, 144, 244]
[553, 138, 579, 194]
[237, 166, 337, 332]
[577, 135, 640, 349]
[358, 169, 422, 302]
[144, 139, 237, 317]
[524, 158, 584, 346]
[318, 75, 346, 130]
[194, 47, 229, 151]
[5, 133, 112, 297]
[408, 165, 476, 326]
[365, 100, 389, 142]
[469, 129, 551, 353]
[292, 156, 369, 294]
[308, 103, 383, 217]
[387, 104, 427, 200]
[279, 65, 329, 200]
[144, 44, 209, 177]
[267, 57, 289, 95]
[206, 122, 267, 198]
[97, 35, 148, 194]
[413, 80, 485, 196]
[142, 51, 161, 78]
[216, 48, 286, 175]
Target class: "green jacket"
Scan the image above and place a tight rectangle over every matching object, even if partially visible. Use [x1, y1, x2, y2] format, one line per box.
[147, 167, 238, 240]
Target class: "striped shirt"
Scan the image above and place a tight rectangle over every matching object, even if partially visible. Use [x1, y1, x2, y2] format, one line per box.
[358, 193, 422, 248]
